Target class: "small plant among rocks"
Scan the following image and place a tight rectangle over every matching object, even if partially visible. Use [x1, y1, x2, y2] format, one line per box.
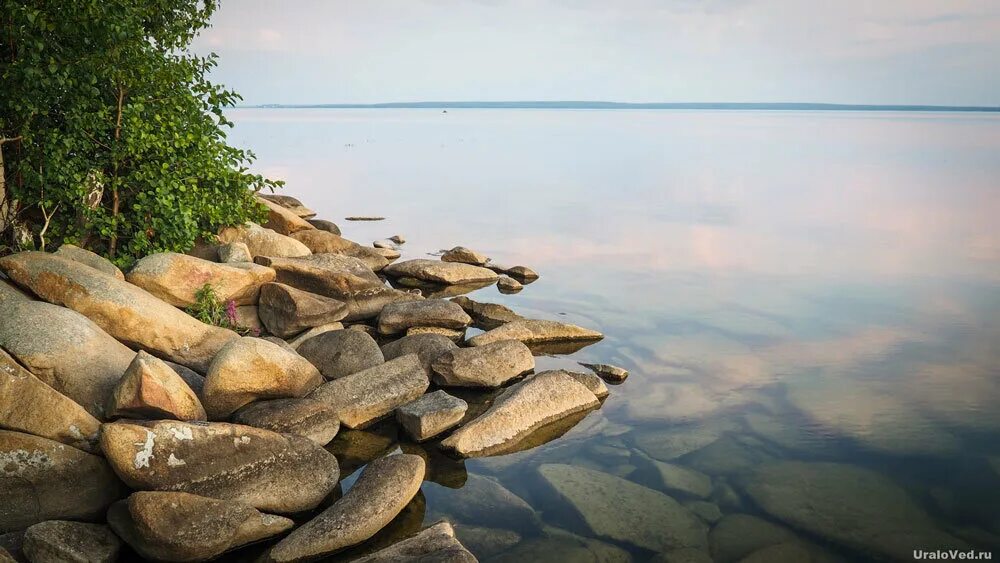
[186, 283, 258, 336]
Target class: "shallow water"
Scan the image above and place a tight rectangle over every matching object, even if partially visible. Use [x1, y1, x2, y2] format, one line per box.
[229, 108, 1000, 561]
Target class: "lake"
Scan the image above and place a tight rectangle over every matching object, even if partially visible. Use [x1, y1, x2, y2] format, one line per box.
[229, 108, 1000, 561]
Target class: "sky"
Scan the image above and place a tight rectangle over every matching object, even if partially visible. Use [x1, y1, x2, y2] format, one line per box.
[192, 0, 1000, 106]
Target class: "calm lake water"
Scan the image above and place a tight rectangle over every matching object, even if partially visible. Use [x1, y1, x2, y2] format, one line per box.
[229, 108, 1000, 561]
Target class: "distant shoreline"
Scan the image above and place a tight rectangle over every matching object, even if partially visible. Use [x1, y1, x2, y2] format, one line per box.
[240, 101, 1000, 113]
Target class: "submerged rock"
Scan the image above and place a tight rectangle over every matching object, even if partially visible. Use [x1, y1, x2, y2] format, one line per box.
[631, 425, 723, 462]
[108, 491, 293, 562]
[579, 362, 629, 383]
[217, 223, 311, 258]
[431, 340, 534, 388]
[258, 282, 349, 338]
[354, 521, 476, 563]
[307, 218, 341, 235]
[269, 454, 425, 562]
[381, 333, 458, 374]
[638, 457, 713, 499]
[536, 463, 708, 552]
[441, 246, 489, 266]
[107, 350, 207, 422]
[54, 244, 124, 280]
[0, 348, 101, 452]
[396, 390, 468, 441]
[450, 296, 522, 330]
[260, 193, 317, 219]
[257, 195, 315, 235]
[423, 474, 540, 534]
[310, 354, 429, 429]
[0, 299, 134, 418]
[0, 430, 126, 533]
[377, 299, 471, 335]
[497, 275, 523, 294]
[452, 524, 521, 559]
[385, 259, 498, 285]
[100, 420, 338, 514]
[441, 370, 600, 457]
[490, 525, 629, 563]
[203, 336, 323, 419]
[297, 328, 384, 379]
[0, 251, 238, 373]
[708, 513, 799, 563]
[232, 398, 340, 446]
[126, 252, 275, 307]
[484, 261, 539, 283]
[22, 520, 121, 563]
[744, 461, 970, 560]
[467, 319, 603, 348]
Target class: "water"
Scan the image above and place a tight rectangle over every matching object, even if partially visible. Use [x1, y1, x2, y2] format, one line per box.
[229, 108, 1000, 561]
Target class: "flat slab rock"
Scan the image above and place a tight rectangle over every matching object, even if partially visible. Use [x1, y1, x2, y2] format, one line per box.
[23, 520, 121, 563]
[384, 259, 499, 285]
[450, 296, 522, 330]
[232, 398, 341, 446]
[269, 454, 425, 562]
[467, 318, 603, 348]
[126, 252, 275, 307]
[441, 370, 600, 458]
[441, 246, 489, 266]
[579, 362, 629, 382]
[396, 390, 468, 441]
[297, 328, 384, 379]
[431, 340, 534, 388]
[354, 521, 477, 563]
[381, 333, 458, 374]
[377, 299, 471, 335]
[257, 282, 349, 338]
[309, 354, 429, 429]
[99, 420, 339, 514]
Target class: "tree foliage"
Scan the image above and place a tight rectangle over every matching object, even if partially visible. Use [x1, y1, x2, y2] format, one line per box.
[0, 0, 277, 266]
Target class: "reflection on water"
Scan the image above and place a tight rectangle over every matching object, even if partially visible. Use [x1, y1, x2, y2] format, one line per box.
[230, 109, 1000, 561]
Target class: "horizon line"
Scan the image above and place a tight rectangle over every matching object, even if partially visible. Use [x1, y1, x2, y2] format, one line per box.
[238, 100, 1000, 112]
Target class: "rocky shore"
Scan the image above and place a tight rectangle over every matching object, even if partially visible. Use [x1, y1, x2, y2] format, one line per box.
[0, 192, 622, 562]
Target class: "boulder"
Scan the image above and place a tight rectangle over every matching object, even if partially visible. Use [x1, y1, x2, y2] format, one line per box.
[0, 251, 238, 373]
[0, 430, 125, 533]
[431, 340, 534, 388]
[54, 244, 124, 280]
[287, 322, 343, 349]
[374, 247, 401, 262]
[631, 425, 723, 462]
[0, 348, 101, 452]
[22, 521, 121, 563]
[537, 464, 707, 552]
[441, 246, 488, 266]
[0, 299, 134, 418]
[217, 241, 252, 263]
[260, 193, 317, 219]
[467, 319, 603, 348]
[269, 454, 425, 562]
[450, 296, 522, 330]
[257, 282, 349, 338]
[377, 300, 471, 335]
[165, 361, 205, 398]
[289, 230, 390, 271]
[217, 223, 311, 258]
[307, 219, 341, 235]
[373, 239, 397, 249]
[106, 351, 207, 421]
[310, 354, 429, 429]
[381, 333, 457, 374]
[296, 329, 384, 379]
[390, 235, 406, 244]
[490, 526, 629, 563]
[108, 491, 293, 562]
[385, 259, 498, 285]
[126, 252, 275, 307]
[255, 254, 420, 321]
[441, 370, 600, 457]
[396, 390, 468, 441]
[485, 261, 539, 283]
[231, 305, 263, 333]
[708, 514, 799, 563]
[232, 398, 340, 446]
[423, 474, 539, 533]
[100, 420, 338, 513]
[579, 362, 629, 383]
[202, 337, 323, 419]
[744, 461, 970, 560]
[407, 326, 464, 342]
[354, 521, 476, 563]
[257, 195, 315, 235]
[560, 370, 609, 399]
[497, 275, 523, 293]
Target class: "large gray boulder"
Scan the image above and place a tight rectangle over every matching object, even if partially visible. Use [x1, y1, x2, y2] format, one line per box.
[307, 218, 340, 235]
[467, 318, 603, 348]
[100, 420, 338, 514]
[269, 454, 425, 562]
[441, 370, 600, 457]
[22, 520, 121, 563]
[354, 521, 477, 563]
[202, 337, 323, 419]
[126, 252, 276, 307]
[260, 193, 317, 219]
[108, 491, 293, 562]
[450, 296, 521, 330]
[296, 328, 384, 379]
[537, 464, 708, 552]
[377, 300, 471, 335]
[0, 348, 101, 452]
[431, 340, 534, 388]
[0, 299, 133, 418]
[232, 398, 341, 446]
[217, 223, 311, 258]
[381, 333, 457, 374]
[384, 259, 498, 285]
[289, 230, 390, 271]
[441, 246, 489, 266]
[106, 350, 207, 422]
[0, 251, 238, 373]
[257, 282, 349, 338]
[396, 390, 468, 442]
[310, 355, 429, 429]
[257, 195, 316, 235]
[255, 254, 419, 321]
[54, 244, 124, 280]
[0, 430, 126, 533]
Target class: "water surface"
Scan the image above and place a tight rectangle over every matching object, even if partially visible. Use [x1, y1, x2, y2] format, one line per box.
[230, 108, 1000, 561]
